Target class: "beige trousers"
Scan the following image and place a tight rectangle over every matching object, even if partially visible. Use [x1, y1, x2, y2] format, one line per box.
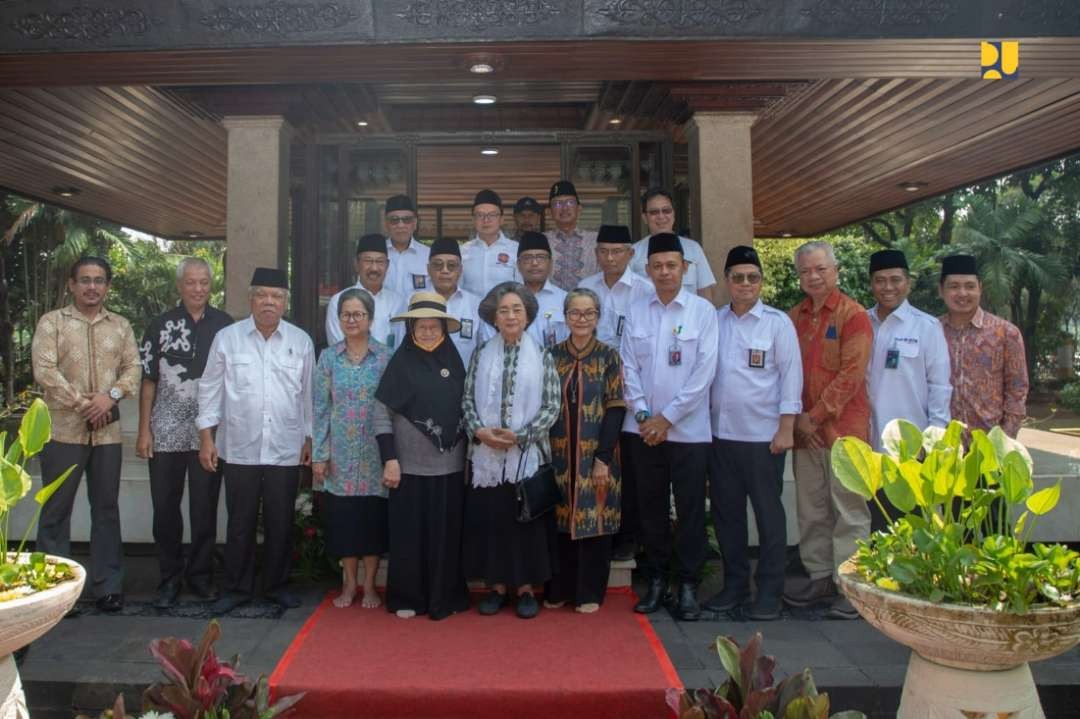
[793, 448, 871, 580]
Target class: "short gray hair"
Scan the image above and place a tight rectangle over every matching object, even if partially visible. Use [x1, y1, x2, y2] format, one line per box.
[248, 286, 289, 301]
[176, 256, 212, 281]
[337, 288, 375, 318]
[479, 282, 539, 328]
[794, 240, 837, 268]
[564, 287, 601, 317]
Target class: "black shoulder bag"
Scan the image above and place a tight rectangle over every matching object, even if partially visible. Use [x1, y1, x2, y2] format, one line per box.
[513, 441, 562, 523]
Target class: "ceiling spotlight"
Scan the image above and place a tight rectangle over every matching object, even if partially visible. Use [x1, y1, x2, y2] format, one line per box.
[899, 181, 927, 192]
[356, 120, 369, 127]
[480, 148, 499, 156]
[51, 186, 79, 198]
[464, 53, 502, 74]
[781, 232, 793, 238]
[609, 117, 622, 125]
[473, 95, 497, 105]
[183, 231, 202, 239]
[470, 62, 495, 74]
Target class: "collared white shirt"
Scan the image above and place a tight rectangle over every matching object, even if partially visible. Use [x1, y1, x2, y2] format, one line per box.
[578, 267, 653, 348]
[867, 299, 952, 450]
[620, 287, 719, 443]
[527, 280, 569, 350]
[196, 317, 314, 466]
[443, 286, 483, 365]
[325, 283, 406, 350]
[632, 235, 718, 293]
[710, 300, 803, 443]
[384, 237, 431, 299]
[461, 232, 521, 297]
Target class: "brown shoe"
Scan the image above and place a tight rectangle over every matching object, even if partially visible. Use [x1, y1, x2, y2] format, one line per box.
[782, 576, 837, 607]
[825, 596, 859, 620]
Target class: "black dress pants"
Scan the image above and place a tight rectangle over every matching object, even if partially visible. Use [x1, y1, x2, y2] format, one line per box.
[709, 438, 787, 601]
[636, 440, 709, 583]
[614, 432, 644, 547]
[222, 464, 299, 597]
[148, 450, 222, 588]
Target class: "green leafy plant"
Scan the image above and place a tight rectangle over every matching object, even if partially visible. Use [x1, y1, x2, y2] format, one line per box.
[0, 397, 77, 601]
[290, 489, 336, 581]
[832, 419, 1080, 613]
[667, 632, 865, 719]
[1057, 381, 1080, 415]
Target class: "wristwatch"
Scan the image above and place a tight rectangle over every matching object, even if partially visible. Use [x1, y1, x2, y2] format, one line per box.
[634, 410, 651, 423]
[108, 387, 123, 402]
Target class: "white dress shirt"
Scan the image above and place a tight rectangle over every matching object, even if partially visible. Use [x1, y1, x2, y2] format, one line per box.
[620, 288, 719, 443]
[710, 300, 803, 443]
[443, 286, 483, 365]
[384, 237, 431, 299]
[196, 317, 314, 466]
[461, 232, 521, 297]
[578, 267, 654, 348]
[632, 235, 718, 293]
[527, 281, 569, 350]
[325, 283, 406, 349]
[867, 299, 952, 450]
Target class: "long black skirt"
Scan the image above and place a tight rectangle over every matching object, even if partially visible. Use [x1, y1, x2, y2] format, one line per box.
[545, 532, 613, 606]
[386, 472, 470, 621]
[320, 492, 388, 559]
[463, 479, 556, 589]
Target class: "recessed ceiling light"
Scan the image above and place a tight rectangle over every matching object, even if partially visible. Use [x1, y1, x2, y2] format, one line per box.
[609, 117, 622, 125]
[481, 148, 499, 156]
[899, 181, 927, 192]
[781, 232, 793, 238]
[51, 186, 79, 198]
[473, 95, 497, 105]
[356, 120, 369, 127]
[470, 62, 495, 74]
[183, 231, 202, 239]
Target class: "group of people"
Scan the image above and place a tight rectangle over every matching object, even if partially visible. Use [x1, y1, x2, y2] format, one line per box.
[30, 179, 1028, 625]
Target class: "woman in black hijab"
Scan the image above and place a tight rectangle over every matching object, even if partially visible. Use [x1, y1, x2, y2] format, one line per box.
[374, 292, 470, 620]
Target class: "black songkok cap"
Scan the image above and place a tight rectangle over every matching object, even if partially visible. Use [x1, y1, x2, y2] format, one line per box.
[517, 231, 551, 256]
[250, 267, 288, 290]
[429, 237, 461, 258]
[940, 254, 978, 279]
[355, 233, 387, 256]
[473, 189, 503, 209]
[513, 196, 543, 214]
[724, 245, 761, 271]
[549, 180, 578, 201]
[869, 249, 909, 274]
[384, 195, 415, 215]
[597, 224, 632, 245]
[647, 232, 683, 257]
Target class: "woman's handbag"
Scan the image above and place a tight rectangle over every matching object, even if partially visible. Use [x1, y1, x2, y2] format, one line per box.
[513, 442, 562, 523]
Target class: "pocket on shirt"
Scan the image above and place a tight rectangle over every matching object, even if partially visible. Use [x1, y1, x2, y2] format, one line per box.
[274, 355, 304, 394]
[628, 331, 652, 363]
[226, 353, 254, 391]
[820, 339, 840, 371]
[898, 340, 920, 358]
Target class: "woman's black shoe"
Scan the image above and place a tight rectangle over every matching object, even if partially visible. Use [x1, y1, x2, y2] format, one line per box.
[516, 593, 540, 619]
[477, 590, 508, 615]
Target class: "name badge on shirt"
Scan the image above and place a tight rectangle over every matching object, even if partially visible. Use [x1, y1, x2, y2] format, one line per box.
[412, 274, 427, 290]
[748, 348, 766, 368]
[885, 348, 900, 369]
[668, 341, 682, 367]
[616, 315, 626, 338]
[460, 318, 474, 339]
[497, 252, 510, 265]
[543, 316, 557, 348]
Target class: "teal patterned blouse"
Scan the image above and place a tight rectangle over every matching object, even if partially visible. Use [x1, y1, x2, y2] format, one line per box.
[312, 340, 392, 497]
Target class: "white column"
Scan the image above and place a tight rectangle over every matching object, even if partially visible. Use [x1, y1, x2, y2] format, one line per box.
[684, 112, 755, 306]
[222, 116, 291, 319]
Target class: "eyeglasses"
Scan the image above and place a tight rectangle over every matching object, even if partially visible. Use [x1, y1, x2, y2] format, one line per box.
[728, 272, 762, 285]
[518, 253, 549, 265]
[596, 247, 629, 258]
[341, 312, 369, 323]
[76, 276, 108, 286]
[386, 215, 415, 225]
[551, 199, 578, 210]
[360, 258, 389, 267]
[430, 260, 461, 272]
[473, 211, 501, 222]
[645, 206, 674, 217]
[566, 309, 599, 321]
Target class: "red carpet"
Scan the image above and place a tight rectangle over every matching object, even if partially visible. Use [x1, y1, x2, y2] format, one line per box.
[269, 589, 681, 719]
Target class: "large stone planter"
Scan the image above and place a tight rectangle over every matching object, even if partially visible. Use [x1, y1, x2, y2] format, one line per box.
[837, 559, 1080, 718]
[0, 555, 86, 719]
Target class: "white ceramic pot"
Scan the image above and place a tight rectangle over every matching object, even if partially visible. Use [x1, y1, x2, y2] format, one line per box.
[0, 554, 86, 657]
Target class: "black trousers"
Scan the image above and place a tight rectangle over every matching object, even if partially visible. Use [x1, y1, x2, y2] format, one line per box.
[614, 432, 644, 547]
[636, 439, 709, 583]
[709, 438, 787, 601]
[222, 464, 300, 597]
[37, 441, 124, 597]
[148, 451, 222, 588]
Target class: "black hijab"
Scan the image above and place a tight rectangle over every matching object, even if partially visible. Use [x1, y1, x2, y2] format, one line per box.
[375, 319, 467, 452]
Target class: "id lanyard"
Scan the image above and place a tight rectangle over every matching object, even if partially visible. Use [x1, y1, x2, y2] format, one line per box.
[543, 311, 557, 349]
[885, 339, 900, 370]
[668, 325, 683, 366]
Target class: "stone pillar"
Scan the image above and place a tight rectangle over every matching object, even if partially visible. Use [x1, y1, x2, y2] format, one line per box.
[684, 112, 755, 306]
[222, 116, 291, 319]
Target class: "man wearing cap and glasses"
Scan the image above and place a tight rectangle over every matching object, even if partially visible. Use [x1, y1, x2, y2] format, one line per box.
[326, 233, 406, 349]
[631, 188, 718, 305]
[381, 195, 431, 299]
[197, 268, 315, 614]
[461, 189, 521, 297]
[545, 180, 598, 290]
[515, 231, 569, 350]
[427, 237, 483, 364]
[512, 196, 543, 241]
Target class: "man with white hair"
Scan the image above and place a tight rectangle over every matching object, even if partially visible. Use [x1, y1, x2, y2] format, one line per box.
[137, 257, 232, 608]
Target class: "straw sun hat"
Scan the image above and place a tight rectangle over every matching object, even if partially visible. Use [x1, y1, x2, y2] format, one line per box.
[392, 292, 462, 333]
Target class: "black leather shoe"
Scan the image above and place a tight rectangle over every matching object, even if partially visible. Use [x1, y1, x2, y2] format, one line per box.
[187, 579, 219, 601]
[477, 590, 508, 616]
[746, 595, 782, 621]
[703, 586, 749, 613]
[634, 578, 667, 614]
[154, 580, 181, 610]
[675, 583, 700, 621]
[210, 593, 250, 615]
[96, 593, 124, 613]
[516, 593, 540, 619]
[265, 589, 302, 609]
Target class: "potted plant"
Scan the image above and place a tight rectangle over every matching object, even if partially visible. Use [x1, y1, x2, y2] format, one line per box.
[831, 419, 1080, 717]
[0, 398, 82, 716]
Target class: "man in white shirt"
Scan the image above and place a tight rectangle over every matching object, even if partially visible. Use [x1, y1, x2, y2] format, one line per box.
[427, 236, 482, 364]
[705, 246, 802, 621]
[461, 189, 521, 297]
[381, 194, 431, 298]
[197, 267, 315, 613]
[631, 188, 718, 304]
[620, 233, 719, 621]
[325, 233, 406, 349]
[515, 231, 569, 350]
[545, 180, 598, 290]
